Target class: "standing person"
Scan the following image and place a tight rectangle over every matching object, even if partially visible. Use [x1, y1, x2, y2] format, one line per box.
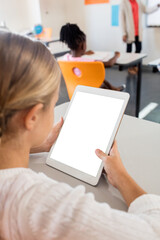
[60, 23, 125, 91]
[120, 0, 160, 74]
[0, 31, 160, 240]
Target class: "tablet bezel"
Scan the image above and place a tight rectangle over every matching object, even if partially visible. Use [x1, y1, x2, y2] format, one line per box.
[46, 86, 130, 186]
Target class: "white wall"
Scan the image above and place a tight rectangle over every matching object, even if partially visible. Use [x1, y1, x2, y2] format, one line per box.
[39, 0, 66, 37]
[143, 27, 160, 63]
[39, 0, 86, 38]
[84, 1, 125, 52]
[64, 0, 86, 33]
[0, 0, 41, 32]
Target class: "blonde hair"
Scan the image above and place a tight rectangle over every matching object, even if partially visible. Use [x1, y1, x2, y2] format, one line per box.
[0, 31, 61, 139]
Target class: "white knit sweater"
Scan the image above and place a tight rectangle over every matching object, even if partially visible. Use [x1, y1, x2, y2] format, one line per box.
[120, 0, 158, 43]
[0, 168, 160, 240]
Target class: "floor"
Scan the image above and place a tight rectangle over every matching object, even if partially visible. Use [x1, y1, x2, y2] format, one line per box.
[56, 66, 160, 124]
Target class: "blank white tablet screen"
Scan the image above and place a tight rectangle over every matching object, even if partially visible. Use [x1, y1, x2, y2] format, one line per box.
[51, 92, 124, 177]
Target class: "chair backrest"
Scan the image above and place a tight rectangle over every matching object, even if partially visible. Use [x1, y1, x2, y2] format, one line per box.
[58, 61, 105, 99]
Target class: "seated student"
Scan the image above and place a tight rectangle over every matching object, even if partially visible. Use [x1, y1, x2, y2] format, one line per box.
[0, 31, 160, 240]
[60, 23, 125, 91]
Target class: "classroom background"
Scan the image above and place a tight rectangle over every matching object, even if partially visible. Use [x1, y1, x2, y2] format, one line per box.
[0, 0, 159, 122]
[1, 0, 160, 63]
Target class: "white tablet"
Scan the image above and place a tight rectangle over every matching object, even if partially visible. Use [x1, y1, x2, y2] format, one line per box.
[46, 86, 130, 186]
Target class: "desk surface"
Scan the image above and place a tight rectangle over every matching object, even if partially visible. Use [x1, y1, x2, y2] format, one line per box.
[149, 58, 160, 66]
[38, 37, 59, 43]
[29, 102, 160, 212]
[82, 51, 147, 65]
[49, 41, 70, 55]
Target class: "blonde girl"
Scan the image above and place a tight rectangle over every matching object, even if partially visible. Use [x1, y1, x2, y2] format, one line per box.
[0, 31, 160, 240]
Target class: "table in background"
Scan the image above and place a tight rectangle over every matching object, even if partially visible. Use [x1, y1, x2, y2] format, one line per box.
[47, 40, 70, 58]
[36, 37, 70, 58]
[41, 38, 60, 47]
[29, 102, 160, 212]
[149, 58, 160, 73]
[82, 52, 147, 118]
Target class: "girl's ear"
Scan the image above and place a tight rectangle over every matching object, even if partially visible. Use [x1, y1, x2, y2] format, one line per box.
[24, 103, 44, 131]
[80, 42, 84, 50]
[81, 41, 87, 53]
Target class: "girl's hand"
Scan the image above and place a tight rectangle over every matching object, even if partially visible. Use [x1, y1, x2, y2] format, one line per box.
[30, 117, 63, 153]
[123, 35, 127, 42]
[115, 51, 120, 58]
[95, 141, 128, 188]
[96, 141, 146, 207]
[85, 50, 94, 55]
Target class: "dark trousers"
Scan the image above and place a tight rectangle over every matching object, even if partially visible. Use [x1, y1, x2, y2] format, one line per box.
[126, 36, 142, 53]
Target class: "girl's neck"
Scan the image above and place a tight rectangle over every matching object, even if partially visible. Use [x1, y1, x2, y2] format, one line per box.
[71, 50, 83, 58]
[0, 138, 30, 169]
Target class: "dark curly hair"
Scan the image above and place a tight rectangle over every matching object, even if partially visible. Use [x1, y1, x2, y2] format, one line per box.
[60, 23, 86, 50]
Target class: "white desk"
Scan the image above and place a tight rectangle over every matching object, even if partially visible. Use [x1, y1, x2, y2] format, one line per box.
[36, 37, 60, 46]
[29, 102, 160, 212]
[35, 38, 70, 57]
[149, 58, 160, 66]
[83, 51, 146, 65]
[26, 36, 70, 57]
[49, 41, 70, 57]
[83, 51, 147, 118]
[149, 58, 160, 73]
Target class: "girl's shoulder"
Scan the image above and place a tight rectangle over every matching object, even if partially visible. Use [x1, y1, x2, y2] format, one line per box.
[60, 53, 95, 62]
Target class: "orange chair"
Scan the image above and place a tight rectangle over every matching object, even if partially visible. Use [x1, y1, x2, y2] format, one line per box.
[58, 61, 105, 99]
